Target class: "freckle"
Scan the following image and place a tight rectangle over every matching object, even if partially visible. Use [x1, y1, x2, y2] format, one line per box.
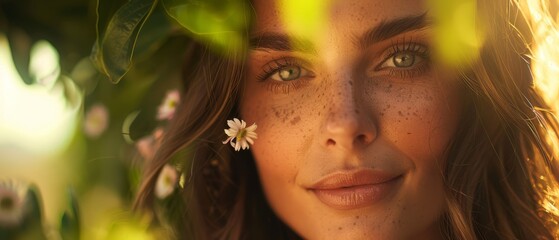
[407, 132, 411, 134]
[349, 81, 353, 86]
[355, 109, 359, 114]
[386, 104, 391, 109]
[275, 111, 280, 118]
[338, 227, 343, 230]
[405, 117, 408, 120]
[353, 222, 356, 226]
[290, 116, 301, 125]
[398, 111, 403, 116]
[291, 110, 294, 114]
[355, 215, 360, 219]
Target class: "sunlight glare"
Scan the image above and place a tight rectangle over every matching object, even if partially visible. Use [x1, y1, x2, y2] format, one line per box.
[0, 34, 79, 156]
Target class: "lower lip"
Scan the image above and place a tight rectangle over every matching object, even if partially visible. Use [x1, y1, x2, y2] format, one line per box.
[311, 176, 402, 210]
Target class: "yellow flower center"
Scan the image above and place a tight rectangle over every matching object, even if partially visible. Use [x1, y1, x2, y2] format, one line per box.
[164, 175, 173, 186]
[236, 128, 247, 142]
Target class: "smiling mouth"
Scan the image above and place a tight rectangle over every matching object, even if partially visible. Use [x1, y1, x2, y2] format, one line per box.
[308, 169, 403, 210]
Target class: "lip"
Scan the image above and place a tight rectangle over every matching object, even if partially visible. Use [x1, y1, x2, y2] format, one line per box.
[308, 169, 402, 210]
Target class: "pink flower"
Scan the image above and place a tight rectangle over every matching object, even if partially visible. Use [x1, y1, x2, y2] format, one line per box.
[157, 90, 180, 120]
[84, 104, 109, 138]
[155, 164, 178, 199]
[136, 128, 164, 161]
[0, 180, 28, 228]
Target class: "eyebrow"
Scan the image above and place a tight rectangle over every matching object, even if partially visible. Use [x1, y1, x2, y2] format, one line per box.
[249, 34, 318, 54]
[249, 12, 430, 53]
[359, 12, 430, 48]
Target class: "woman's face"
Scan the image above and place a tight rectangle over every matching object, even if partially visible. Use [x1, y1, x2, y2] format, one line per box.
[240, 0, 461, 239]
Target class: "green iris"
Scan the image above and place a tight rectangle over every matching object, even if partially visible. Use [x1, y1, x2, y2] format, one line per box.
[393, 52, 415, 68]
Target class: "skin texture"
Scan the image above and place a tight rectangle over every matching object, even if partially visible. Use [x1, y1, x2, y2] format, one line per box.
[240, 0, 462, 239]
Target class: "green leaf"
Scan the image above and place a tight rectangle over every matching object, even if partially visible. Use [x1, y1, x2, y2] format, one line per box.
[91, 0, 159, 83]
[6, 28, 34, 85]
[131, 5, 172, 58]
[25, 185, 43, 224]
[14, 185, 48, 240]
[60, 188, 80, 240]
[161, 0, 249, 53]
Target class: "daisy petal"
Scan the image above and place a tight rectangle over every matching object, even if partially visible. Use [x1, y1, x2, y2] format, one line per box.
[233, 118, 241, 127]
[241, 140, 249, 150]
[245, 124, 257, 132]
[224, 129, 237, 137]
[246, 132, 257, 138]
[222, 136, 234, 144]
[227, 120, 238, 130]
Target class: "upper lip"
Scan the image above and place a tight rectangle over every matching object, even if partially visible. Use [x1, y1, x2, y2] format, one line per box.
[307, 169, 400, 190]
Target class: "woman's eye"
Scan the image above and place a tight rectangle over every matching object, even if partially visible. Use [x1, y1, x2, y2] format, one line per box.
[270, 66, 308, 81]
[381, 51, 425, 69]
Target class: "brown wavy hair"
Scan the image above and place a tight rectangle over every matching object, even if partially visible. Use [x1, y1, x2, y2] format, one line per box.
[135, 0, 559, 239]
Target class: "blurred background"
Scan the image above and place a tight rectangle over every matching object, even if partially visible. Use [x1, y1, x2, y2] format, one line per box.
[1, 0, 187, 238]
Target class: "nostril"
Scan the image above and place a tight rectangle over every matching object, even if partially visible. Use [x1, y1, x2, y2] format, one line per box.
[326, 139, 336, 146]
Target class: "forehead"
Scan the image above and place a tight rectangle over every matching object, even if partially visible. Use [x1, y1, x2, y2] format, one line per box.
[250, 0, 428, 34]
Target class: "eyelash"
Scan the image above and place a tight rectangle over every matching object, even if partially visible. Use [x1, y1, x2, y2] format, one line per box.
[375, 40, 431, 79]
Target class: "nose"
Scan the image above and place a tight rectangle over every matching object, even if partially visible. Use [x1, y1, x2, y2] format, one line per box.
[321, 78, 377, 152]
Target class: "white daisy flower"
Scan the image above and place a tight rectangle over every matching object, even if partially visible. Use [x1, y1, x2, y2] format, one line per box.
[155, 164, 178, 199]
[222, 118, 257, 151]
[157, 90, 180, 120]
[0, 180, 28, 228]
[84, 104, 109, 138]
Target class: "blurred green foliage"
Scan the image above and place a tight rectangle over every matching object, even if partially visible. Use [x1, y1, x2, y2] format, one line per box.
[1, 0, 188, 238]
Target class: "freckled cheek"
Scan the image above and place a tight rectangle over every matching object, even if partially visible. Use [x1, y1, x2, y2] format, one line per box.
[240, 99, 308, 207]
[242, 87, 326, 150]
[374, 89, 457, 159]
[240, 96, 305, 163]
